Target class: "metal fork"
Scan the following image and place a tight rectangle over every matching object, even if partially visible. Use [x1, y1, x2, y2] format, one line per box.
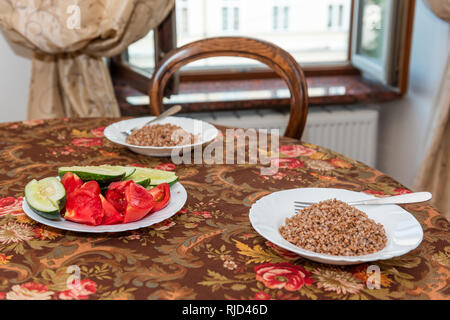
[294, 192, 432, 212]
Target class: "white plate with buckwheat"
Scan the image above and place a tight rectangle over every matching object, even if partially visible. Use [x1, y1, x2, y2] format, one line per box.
[249, 188, 424, 265]
[104, 116, 219, 157]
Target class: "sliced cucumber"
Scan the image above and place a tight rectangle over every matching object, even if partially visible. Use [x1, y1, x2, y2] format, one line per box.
[122, 167, 137, 179]
[98, 165, 136, 179]
[25, 177, 65, 220]
[58, 166, 126, 184]
[136, 177, 151, 188]
[151, 175, 178, 187]
[125, 167, 178, 187]
[125, 167, 152, 188]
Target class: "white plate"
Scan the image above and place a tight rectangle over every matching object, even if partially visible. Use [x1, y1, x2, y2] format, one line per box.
[22, 182, 187, 233]
[104, 116, 219, 157]
[249, 188, 423, 265]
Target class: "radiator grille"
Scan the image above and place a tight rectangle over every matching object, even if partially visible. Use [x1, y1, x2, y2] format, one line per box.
[302, 107, 379, 167]
[182, 106, 379, 167]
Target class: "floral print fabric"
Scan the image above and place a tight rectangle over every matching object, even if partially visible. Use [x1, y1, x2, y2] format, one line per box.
[0, 118, 448, 300]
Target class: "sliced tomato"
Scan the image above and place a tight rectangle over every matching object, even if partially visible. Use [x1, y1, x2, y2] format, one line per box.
[65, 189, 104, 226]
[106, 181, 154, 223]
[80, 181, 101, 195]
[147, 183, 170, 212]
[105, 180, 133, 213]
[123, 182, 154, 223]
[99, 194, 123, 225]
[61, 172, 83, 195]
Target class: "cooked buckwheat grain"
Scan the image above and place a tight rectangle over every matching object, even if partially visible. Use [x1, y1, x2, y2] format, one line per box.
[279, 199, 387, 256]
[126, 123, 196, 147]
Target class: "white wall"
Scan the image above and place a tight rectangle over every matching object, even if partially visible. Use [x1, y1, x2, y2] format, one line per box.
[0, 33, 31, 122]
[377, 0, 450, 188]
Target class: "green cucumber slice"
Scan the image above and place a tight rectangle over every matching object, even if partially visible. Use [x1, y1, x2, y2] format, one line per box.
[151, 176, 178, 187]
[58, 166, 126, 184]
[122, 167, 137, 179]
[25, 177, 66, 220]
[125, 167, 178, 187]
[125, 168, 152, 188]
[99, 165, 136, 179]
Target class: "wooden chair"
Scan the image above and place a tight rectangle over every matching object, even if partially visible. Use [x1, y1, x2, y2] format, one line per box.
[149, 37, 309, 139]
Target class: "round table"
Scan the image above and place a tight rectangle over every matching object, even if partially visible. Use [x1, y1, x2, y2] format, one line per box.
[0, 117, 448, 300]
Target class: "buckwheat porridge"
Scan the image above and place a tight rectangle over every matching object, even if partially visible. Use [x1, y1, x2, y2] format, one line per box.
[279, 199, 387, 256]
[126, 123, 197, 147]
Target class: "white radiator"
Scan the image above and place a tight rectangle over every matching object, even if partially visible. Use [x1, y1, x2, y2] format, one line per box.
[183, 106, 379, 167]
[302, 106, 379, 167]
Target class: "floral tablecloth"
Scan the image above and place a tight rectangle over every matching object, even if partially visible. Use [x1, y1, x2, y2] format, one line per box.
[0, 118, 448, 300]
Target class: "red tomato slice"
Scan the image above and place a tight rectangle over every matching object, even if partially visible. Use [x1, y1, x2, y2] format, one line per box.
[80, 181, 101, 195]
[61, 172, 83, 195]
[147, 183, 170, 212]
[65, 189, 104, 226]
[99, 194, 123, 225]
[105, 180, 133, 213]
[123, 182, 154, 223]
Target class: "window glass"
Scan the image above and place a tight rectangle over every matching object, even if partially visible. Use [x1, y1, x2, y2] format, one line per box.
[357, 0, 387, 60]
[126, 0, 352, 72]
[127, 30, 155, 71]
[273, 6, 279, 30]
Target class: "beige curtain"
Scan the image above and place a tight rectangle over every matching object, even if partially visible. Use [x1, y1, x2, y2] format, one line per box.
[424, 0, 450, 22]
[0, 0, 174, 119]
[415, 1, 450, 219]
[415, 58, 450, 219]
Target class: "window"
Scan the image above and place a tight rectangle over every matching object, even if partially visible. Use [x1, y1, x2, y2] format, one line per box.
[171, 0, 352, 68]
[181, 7, 188, 34]
[126, 30, 155, 71]
[222, 6, 239, 32]
[274, 6, 289, 31]
[351, 0, 410, 85]
[283, 6, 289, 30]
[222, 7, 228, 31]
[114, 0, 414, 95]
[273, 6, 279, 30]
[233, 7, 239, 30]
[338, 5, 344, 27]
[328, 2, 347, 30]
[328, 5, 333, 28]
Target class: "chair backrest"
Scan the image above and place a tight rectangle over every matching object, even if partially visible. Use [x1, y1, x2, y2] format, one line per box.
[149, 36, 309, 139]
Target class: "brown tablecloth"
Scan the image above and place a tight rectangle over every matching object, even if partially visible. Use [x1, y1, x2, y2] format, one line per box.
[0, 118, 448, 300]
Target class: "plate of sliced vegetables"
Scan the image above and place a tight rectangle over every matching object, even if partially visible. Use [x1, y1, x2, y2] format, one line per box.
[22, 165, 187, 233]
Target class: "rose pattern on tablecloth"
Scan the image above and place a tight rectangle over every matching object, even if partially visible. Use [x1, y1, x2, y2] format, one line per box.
[0, 118, 448, 300]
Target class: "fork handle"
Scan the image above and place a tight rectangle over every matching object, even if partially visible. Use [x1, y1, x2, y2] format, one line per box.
[146, 105, 182, 126]
[124, 105, 182, 136]
[349, 192, 432, 205]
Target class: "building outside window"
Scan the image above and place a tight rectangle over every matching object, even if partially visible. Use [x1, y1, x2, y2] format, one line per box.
[128, 0, 352, 71]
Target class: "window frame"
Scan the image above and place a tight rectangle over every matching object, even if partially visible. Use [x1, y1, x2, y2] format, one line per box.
[110, 0, 414, 96]
[351, 0, 415, 91]
[351, 0, 397, 85]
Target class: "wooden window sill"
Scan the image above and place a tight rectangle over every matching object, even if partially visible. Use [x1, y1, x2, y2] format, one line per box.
[114, 75, 401, 116]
